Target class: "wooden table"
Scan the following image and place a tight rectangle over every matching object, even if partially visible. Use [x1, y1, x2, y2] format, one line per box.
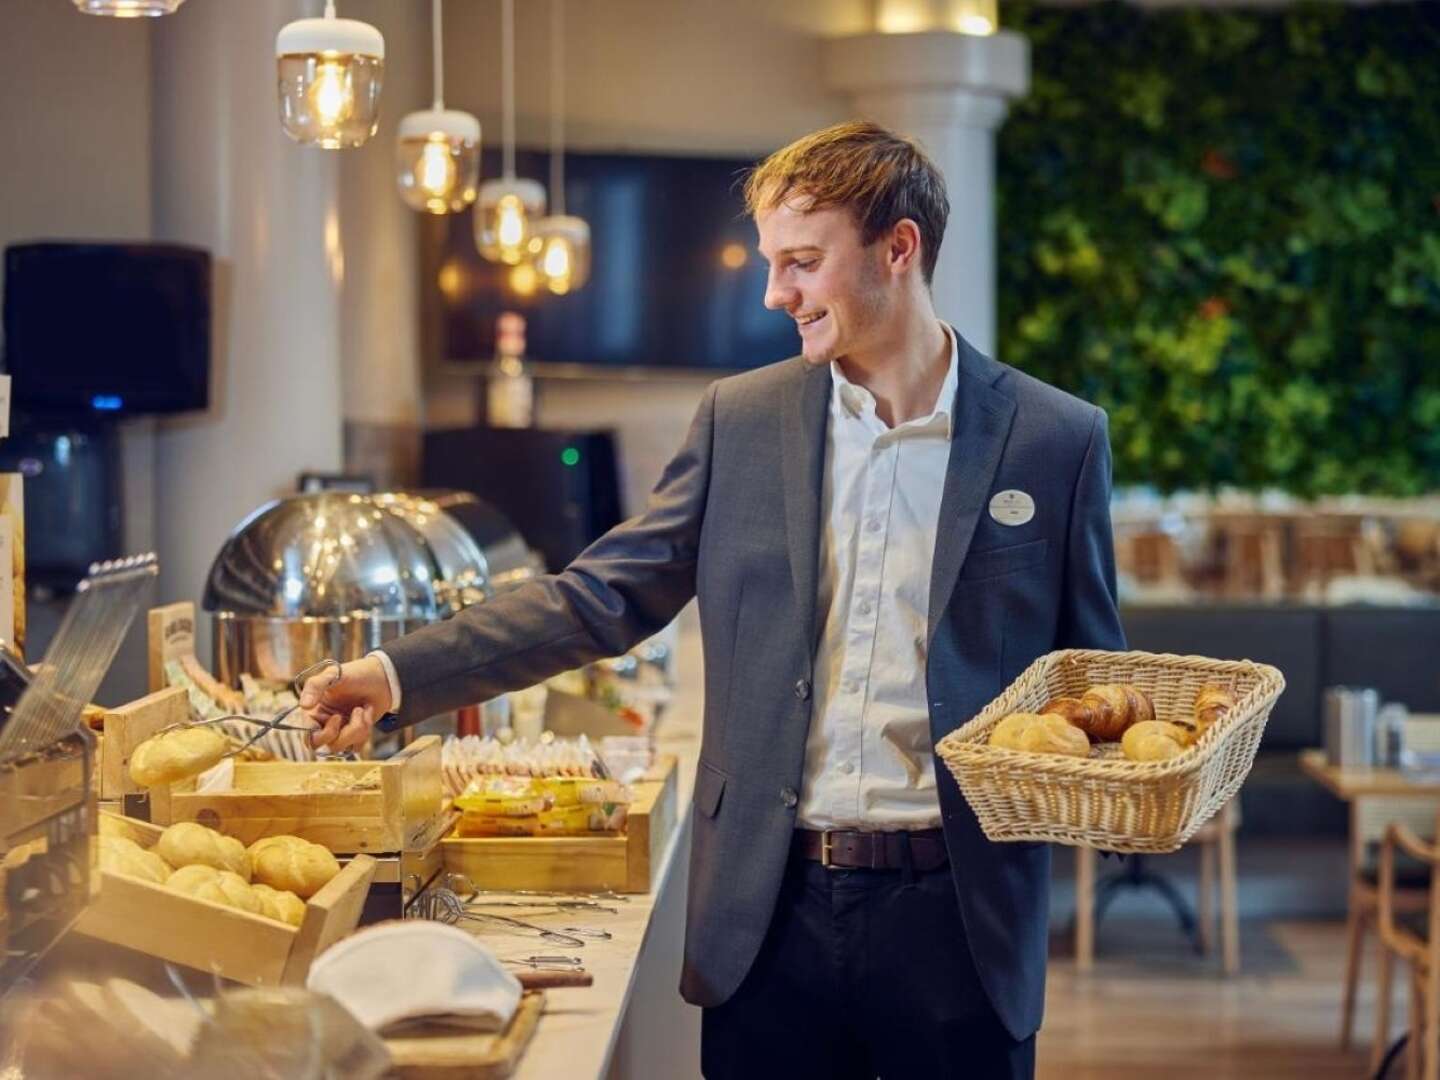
[1298, 749, 1440, 873]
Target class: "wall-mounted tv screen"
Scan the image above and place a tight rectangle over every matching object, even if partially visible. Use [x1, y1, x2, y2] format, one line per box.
[426, 149, 801, 373]
[3, 242, 211, 416]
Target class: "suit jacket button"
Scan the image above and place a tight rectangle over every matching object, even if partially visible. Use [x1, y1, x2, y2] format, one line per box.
[780, 787, 798, 808]
[794, 679, 811, 701]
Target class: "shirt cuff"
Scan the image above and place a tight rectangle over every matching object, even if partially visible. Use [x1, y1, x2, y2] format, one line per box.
[368, 649, 402, 712]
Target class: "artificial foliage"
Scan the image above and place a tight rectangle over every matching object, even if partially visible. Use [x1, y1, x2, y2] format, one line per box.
[996, 1, 1440, 494]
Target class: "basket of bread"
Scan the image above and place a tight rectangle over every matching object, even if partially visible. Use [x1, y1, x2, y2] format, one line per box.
[934, 649, 1285, 853]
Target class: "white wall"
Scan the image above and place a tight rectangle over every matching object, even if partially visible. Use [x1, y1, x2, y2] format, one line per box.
[0, 2, 156, 702]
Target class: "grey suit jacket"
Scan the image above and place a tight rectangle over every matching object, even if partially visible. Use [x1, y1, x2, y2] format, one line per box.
[383, 332, 1126, 1040]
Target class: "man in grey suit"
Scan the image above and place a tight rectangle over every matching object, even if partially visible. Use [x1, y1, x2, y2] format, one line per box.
[303, 120, 1125, 1078]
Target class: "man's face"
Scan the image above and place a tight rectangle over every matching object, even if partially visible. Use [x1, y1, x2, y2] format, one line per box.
[756, 197, 890, 368]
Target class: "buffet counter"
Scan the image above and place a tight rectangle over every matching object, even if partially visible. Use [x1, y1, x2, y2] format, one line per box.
[462, 609, 705, 1080]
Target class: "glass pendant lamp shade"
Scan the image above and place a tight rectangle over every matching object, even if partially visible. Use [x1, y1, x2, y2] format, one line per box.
[73, 0, 185, 15]
[397, 109, 480, 214]
[529, 215, 590, 296]
[276, 3, 385, 149]
[475, 178, 546, 265]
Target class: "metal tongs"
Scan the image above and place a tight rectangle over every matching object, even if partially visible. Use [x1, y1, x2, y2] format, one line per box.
[186, 659, 338, 756]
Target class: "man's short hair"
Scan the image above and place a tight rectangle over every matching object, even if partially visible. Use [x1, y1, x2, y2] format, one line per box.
[743, 120, 950, 285]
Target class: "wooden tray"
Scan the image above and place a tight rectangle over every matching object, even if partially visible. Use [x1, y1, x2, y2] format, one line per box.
[442, 755, 678, 894]
[92, 687, 189, 801]
[149, 735, 445, 854]
[75, 812, 376, 985]
[384, 991, 544, 1079]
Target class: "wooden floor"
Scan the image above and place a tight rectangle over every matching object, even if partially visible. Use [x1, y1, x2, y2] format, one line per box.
[1038, 916, 1385, 1077]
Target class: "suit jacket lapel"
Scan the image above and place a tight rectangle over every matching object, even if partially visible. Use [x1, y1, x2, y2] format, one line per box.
[780, 362, 830, 654]
[927, 349, 1017, 643]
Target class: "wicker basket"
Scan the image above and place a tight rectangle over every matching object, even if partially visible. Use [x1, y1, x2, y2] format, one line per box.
[934, 649, 1285, 853]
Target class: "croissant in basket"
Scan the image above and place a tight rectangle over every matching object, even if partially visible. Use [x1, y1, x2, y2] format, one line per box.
[166, 864, 264, 915]
[248, 835, 340, 899]
[1121, 720, 1192, 763]
[97, 835, 173, 886]
[156, 821, 251, 881]
[989, 713, 1091, 757]
[128, 726, 230, 788]
[1189, 685, 1237, 742]
[1072, 684, 1156, 741]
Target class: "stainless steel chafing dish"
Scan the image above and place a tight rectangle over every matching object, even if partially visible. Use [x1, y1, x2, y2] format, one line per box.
[204, 491, 541, 686]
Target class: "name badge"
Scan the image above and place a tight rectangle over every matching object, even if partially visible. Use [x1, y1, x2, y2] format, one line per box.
[989, 489, 1035, 527]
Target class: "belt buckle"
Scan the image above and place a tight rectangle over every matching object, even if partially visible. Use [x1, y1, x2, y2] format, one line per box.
[820, 830, 837, 870]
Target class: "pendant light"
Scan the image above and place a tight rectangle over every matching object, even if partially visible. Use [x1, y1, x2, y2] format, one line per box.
[276, 1, 385, 150]
[72, 0, 185, 15]
[475, 0, 545, 264]
[396, 0, 481, 214]
[529, 0, 590, 296]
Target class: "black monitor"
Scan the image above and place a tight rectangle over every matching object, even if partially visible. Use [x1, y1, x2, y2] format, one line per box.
[428, 149, 800, 373]
[3, 242, 211, 417]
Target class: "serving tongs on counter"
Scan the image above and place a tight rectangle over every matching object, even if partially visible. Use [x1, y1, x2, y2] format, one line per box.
[178, 659, 354, 759]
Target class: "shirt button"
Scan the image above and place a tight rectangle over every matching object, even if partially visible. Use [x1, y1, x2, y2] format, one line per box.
[844, 680, 860, 694]
[840, 762, 856, 776]
[794, 679, 811, 701]
[780, 786, 799, 808]
[866, 518, 881, 533]
[858, 600, 872, 616]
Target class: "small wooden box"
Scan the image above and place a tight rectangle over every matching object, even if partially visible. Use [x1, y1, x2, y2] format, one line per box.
[150, 736, 445, 854]
[92, 687, 189, 801]
[385, 991, 544, 1079]
[75, 812, 376, 986]
[441, 755, 679, 894]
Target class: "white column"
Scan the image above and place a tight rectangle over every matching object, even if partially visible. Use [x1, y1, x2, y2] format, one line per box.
[823, 30, 1029, 357]
[150, 0, 344, 660]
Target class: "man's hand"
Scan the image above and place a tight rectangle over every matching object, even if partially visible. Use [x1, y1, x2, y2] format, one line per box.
[299, 655, 394, 752]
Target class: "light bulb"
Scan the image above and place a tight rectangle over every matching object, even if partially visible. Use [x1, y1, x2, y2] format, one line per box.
[528, 214, 591, 295]
[475, 178, 546, 264]
[540, 236, 573, 293]
[311, 59, 355, 126]
[496, 197, 528, 261]
[418, 139, 458, 197]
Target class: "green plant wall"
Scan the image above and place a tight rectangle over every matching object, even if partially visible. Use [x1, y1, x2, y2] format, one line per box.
[996, 1, 1440, 495]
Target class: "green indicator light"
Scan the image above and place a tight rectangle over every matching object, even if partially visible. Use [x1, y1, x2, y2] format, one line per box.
[561, 447, 581, 467]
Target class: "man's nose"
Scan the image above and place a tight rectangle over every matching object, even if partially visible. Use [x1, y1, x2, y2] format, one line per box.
[764, 273, 795, 312]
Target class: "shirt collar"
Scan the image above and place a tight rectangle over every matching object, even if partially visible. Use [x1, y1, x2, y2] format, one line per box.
[830, 322, 960, 439]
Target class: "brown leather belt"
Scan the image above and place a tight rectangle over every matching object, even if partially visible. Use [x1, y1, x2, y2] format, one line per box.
[792, 828, 949, 872]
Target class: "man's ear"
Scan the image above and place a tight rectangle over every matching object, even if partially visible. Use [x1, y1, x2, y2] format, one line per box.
[887, 218, 923, 278]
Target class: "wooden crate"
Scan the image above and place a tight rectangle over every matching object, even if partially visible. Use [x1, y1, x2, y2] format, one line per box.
[75, 812, 376, 986]
[93, 687, 189, 801]
[149, 736, 445, 854]
[441, 755, 679, 894]
[385, 991, 544, 1079]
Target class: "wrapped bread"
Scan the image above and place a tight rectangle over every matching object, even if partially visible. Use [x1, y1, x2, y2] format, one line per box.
[251, 883, 307, 927]
[97, 835, 173, 885]
[989, 712, 1090, 757]
[1073, 684, 1155, 741]
[248, 835, 340, 899]
[128, 725, 230, 788]
[165, 864, 263, 915]
[1121, 720, 1192, 762]
[156, 821, 251, 880]
[1190, 685, 1236, 742]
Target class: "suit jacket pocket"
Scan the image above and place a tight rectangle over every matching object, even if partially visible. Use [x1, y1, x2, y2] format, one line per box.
[957, 538, 1049, 583]
[696, 759, 727, 819]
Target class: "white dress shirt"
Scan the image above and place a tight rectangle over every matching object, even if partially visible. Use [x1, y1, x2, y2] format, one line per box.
[796, 324, 959, 831]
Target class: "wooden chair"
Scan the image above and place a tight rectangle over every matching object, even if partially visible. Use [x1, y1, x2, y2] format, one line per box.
[1376, 811, 1440, 1079]
[1074, 800, 1240, 973]
[1344, 718, 1440, 1059]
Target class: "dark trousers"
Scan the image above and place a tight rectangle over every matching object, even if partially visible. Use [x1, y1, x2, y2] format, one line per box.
[701, 844, 1035, 1080]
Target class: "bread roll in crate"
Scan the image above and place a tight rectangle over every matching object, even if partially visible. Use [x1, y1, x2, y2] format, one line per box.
[934, 649, 1285, 853]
